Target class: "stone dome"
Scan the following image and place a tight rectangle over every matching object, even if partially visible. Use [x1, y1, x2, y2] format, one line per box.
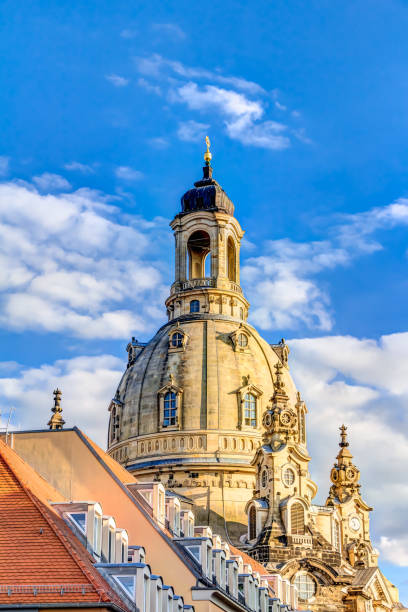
[107, 159, 301, 538]
[111, 312, 298, 475]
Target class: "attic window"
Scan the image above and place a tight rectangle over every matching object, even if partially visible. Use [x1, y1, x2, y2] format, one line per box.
[113, 575, 135, 598]
[93, 511, 102, 555]
[69, 512, 86, 533]
[186, 545, 201, 562]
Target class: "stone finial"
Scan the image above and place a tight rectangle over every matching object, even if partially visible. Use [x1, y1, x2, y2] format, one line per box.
[48, 388, 65, 430]
[339, 424, 349, 448]
[273, 362, 286, 394]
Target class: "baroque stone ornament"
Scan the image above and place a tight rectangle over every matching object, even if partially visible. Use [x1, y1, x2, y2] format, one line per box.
[48, 388, 65, 430]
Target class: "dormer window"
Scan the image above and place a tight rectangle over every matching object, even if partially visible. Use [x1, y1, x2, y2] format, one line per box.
[230, 329, 251, 352]
[69, 512, 86, 533]
[93, 510, 102, 557]
[244, 393, 257, 427]
[158, 377, 183, 431]
[109, 526, 115, 560]
[164, 392, 177, 426]
[186, 545, 201, 563]
[238, 333, 248, 348]
[113, 575, 135, 598]
[237, 376, 263, 431]
[171, 332, 183, 347]
[168, 328, 188, 352]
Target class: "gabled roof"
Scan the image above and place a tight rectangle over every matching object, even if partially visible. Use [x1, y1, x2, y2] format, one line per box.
[0, 439, 127, 610]
[77, 428, 138, 485]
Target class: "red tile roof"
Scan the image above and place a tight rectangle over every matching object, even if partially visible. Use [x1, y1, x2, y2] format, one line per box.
[0, 439, 128, 610]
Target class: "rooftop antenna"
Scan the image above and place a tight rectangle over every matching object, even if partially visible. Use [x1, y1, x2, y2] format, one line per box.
[5, 407, 15, 445]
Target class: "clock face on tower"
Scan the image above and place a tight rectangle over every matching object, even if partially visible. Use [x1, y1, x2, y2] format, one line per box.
[349, 516, 361, 532]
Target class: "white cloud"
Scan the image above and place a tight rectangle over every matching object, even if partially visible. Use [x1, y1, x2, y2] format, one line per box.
[0, 156, 9, 177]
[0, 180, 169, 338]
[115, 166, 144, 181]
[132, 54, 311, 149]
[137, 78, 162, 96]
[106, 74, 130, 87]
[275, 101, 287, 111]
[378, 537, 408, 566]
[120, 28, 137, 39]
[243, 199, 408, 332]
[173, 82, 289, 150]
[0, 354, 124, 446]
[152, 23, 186, 40]
[148, 137, 169, 149]
[287, 331, 408, 565]
[177, 120, 210, 142]
[32, 173, 71, 191]
[135, 54, 265, 95]
[64, 161, 96, 174]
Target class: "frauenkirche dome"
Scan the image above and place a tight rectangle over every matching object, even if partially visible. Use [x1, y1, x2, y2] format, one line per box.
[107, 147, 300, 539]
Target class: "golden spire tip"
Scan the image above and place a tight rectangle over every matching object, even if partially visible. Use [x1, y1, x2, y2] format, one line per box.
[204, 135, 212, 165]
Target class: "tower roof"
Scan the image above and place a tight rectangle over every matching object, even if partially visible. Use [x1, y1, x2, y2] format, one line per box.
[179, 139, 235, 216]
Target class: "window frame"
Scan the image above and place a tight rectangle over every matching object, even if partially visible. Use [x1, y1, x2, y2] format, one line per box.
[68, 511, 87, 534]
[168, 328, 188, 353]
[237, 379, 263, 431]
[158, 379, 183, 432]
[244, 392, 257, 427]
[189, 299, 200, 313]
[163, 391, 177, 427]
[293, 572, 316, 602]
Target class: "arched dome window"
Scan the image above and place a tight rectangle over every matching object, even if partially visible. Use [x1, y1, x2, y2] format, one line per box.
[163, 391, 177, 427]
[249, 505, 257, 540]
[187, 230, 211, 279]
[244, 393, 257, 427]
[190, 300, 200, 313]
[227, 236, 236, 282]
[291, 503, 305, 535]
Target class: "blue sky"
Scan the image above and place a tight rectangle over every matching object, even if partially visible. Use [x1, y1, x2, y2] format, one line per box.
[1, 0, 408, 598]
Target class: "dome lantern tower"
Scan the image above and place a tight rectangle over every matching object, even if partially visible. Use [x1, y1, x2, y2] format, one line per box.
[166, 138, 249, 323]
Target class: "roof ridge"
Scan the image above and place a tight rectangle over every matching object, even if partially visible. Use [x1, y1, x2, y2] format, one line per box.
[0, 441, 126, 611]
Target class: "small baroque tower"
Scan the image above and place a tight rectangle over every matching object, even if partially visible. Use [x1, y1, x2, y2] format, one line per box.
[245, 363, 321, 563]
[326, 425, 378, 568]
[48, 388, 65, 430]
